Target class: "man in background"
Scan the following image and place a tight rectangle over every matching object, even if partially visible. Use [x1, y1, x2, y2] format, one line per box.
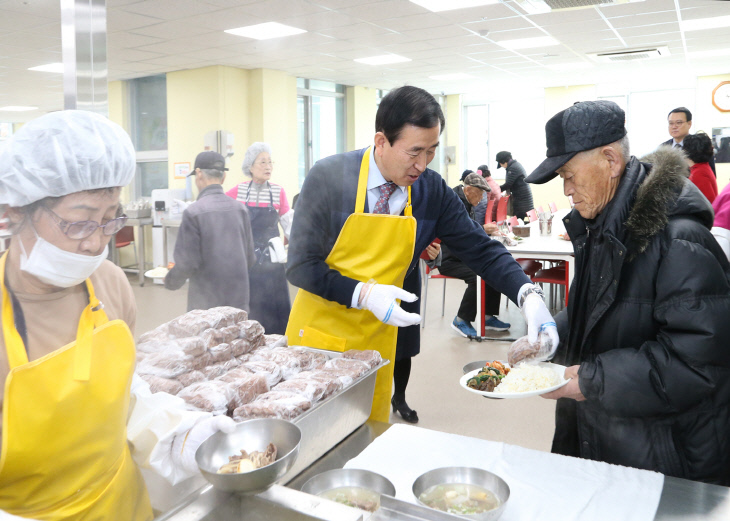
[165, 151, 255, 311]
[662, 106, 716, 175]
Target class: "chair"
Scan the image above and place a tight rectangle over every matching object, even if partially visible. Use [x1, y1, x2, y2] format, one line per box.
[419, 257, 456, 328]
[531, 264, 569, 310]
[495, 195, 510, 224]
[115, 226, 138, 269]
[484, 199, 496, 225]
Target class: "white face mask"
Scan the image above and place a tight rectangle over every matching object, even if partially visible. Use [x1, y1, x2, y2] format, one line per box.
[19, 228, 108, 288]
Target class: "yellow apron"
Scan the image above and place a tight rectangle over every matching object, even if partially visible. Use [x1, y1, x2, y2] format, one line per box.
[286, 148, 417, 422]
[0, 253, 152, 520]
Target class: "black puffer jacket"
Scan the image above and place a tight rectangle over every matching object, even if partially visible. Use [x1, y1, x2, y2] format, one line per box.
[552, 147, 730, 485]
[499, 159, 534, 219]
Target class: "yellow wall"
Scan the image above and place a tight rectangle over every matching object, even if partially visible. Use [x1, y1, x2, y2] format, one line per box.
[528, 85, 599, 211]
[445, 94, 462, 186]
[346, 85, 377, 152]
[696, 73, 730, 194]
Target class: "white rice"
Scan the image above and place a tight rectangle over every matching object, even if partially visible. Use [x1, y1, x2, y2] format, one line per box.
[494, 363, 560, 394]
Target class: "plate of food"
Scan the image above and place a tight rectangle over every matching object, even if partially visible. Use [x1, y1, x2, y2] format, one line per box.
[144, 267, 169, 279]
[460, 360, 570, 399]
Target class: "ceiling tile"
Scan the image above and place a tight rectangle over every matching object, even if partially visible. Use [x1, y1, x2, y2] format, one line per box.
[106, 9, 163, 32]
[376, 12, 453, 32]
[338, 1, 426, 21]
[117, 0, 220, 20]
[319, 22, 392, 39]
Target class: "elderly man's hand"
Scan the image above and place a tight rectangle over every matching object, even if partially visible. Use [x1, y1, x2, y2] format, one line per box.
[542, 365, 585, 401]
[425, 243, 441, 260]
[483, 223, 500, 235]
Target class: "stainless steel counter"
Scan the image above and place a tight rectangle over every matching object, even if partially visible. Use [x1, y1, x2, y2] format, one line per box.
[156, 421, 730, 520]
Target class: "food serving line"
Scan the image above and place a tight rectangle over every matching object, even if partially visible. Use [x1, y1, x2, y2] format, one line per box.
[154, 358, 730, 521]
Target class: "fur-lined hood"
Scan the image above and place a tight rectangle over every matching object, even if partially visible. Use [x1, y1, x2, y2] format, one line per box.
[625, 145, 714, 255]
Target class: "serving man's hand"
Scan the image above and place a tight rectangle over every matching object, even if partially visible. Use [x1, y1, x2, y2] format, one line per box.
[360, 283, 421, 327]
[483, 223, 500, 235]
[542, 365, 584, 400]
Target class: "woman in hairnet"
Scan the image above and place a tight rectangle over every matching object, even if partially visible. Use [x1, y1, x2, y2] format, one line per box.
[226, 142, 291, 334]
[0, 111, 234, 521]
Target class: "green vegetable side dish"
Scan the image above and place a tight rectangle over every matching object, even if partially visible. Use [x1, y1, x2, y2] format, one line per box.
[466, 361, 510, 393]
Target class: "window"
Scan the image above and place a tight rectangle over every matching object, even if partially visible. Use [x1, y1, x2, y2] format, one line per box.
[129, 75, 168, 198]
[297, 79, 346, 187]
[463, 104, 489, 175]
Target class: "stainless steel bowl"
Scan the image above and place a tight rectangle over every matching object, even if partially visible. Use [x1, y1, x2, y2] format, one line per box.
[462, 360, 488, 374]
[412, 467, 510, 521]
[195, 418, 301, 494]
[301, 468, 396, 497]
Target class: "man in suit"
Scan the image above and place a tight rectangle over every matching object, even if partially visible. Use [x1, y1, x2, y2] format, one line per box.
[662, 106, 716, 175]
[286, 86, 558, 424]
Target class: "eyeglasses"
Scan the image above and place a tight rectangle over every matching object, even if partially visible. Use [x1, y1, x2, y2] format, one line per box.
[43, 207, 128, 240]
[254, 161, 274, 166]
[668, 120, 687, 126]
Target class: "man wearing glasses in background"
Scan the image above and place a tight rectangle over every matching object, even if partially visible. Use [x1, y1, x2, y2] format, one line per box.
[662, 106, 716, 176]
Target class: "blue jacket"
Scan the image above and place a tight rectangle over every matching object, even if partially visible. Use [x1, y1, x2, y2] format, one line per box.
[287, 148, 530, 307]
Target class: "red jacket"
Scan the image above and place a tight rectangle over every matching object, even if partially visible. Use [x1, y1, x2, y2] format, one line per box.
[689, 162, 718, 203]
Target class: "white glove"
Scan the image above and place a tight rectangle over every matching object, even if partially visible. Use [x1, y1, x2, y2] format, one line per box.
[519, 284, 559, 361]
[362, 283, 421, 327]
[171, 415, 236, 476]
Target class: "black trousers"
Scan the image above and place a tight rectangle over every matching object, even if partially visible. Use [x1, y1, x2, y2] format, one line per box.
[438, 258, 501, 321]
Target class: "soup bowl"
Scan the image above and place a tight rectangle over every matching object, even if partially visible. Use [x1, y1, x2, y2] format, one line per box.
[412, 467, 510, 521]
[195, 418, 301, 494]
[301, 468, 395, 512]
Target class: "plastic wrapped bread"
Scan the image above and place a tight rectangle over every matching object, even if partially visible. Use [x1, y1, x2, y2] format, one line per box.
[238, 320, 265, 341]
[208, 342, 233, 363]
[232, 391, 311, 421]
[289, 370, 342, 398]
[167, 309, 229, 337]
[241, 360, 283, 387]
[341, 349, 382, 369]
[140, 374, 184, 396]
[323, 358, 370, 378]
[249, 348, 302, 380]
[263, 334, 288, 348]
[225, 373, 270, 411]
[217, 366, 253, 383]
[200, 325, 240, 349]
[136, 340, 179, 354]
[173, 337, 206, 357]
[273, 377, 329, 403]
[138, 323, 170, 344]
[289, 347, 329, 371]
[203, 360, 239, 380]
[311, 369, 355, 390]
[177, 380, 232, 413]
[176, 370, 206, 387]
[136, 351, 195, 378]
[230, 339, 255, 357]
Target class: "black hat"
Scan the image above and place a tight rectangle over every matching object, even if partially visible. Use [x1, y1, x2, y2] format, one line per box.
[495, 151, 511, 168]
[526, 100, 627, 184]
[461, 169, 474, 181]
[189, 151, 228, 176]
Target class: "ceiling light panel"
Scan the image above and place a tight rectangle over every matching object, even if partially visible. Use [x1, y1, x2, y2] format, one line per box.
[410, 0, 499, 12]
[354, 54, 411, 65]
[681, 15, 730, 32]
[496, 36, 560, 50]
[224, 22, 307, 40]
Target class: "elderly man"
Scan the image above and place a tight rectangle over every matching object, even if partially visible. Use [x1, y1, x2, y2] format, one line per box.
[440, 173, 511, 335]
[523, 100, 730, 485]
[165, 151, 255, 311]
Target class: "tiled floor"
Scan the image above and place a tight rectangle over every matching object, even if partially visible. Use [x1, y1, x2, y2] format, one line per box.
[131, 274, 557, 454]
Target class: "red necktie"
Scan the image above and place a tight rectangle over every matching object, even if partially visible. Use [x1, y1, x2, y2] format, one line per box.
[372, 182, 397, 215]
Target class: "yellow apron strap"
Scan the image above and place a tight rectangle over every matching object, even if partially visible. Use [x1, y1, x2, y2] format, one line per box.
[355, 147, 413, 216]
[73, 280, 109, 381]
[0, 253, 28, 369]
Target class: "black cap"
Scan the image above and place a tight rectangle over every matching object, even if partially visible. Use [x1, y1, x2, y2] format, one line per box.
[460, 169, 474, 182]
[495, 151, 511, 169]
[527, 100, 627, 184]
[189, 151, 228, 176]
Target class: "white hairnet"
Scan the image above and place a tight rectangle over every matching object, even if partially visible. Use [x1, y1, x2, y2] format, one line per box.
[241, 142, 272, 177]
[0, 110, 136, 207]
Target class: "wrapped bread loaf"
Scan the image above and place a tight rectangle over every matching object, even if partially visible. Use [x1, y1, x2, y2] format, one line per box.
[323, 358, 370, 378]
[138, 323, 170, 344]
[208, 342, 233, 363]
[136, 351, 195, 378]
[241, 360, 283, 387]
[177, 380, 232, 413]
[176, 370, 207, 387]
[174, 337, 206, 357]
[238, 320, 265, 341]
[167, 307, 246, 337]
[232, 391, 311, 421]
[273, 377, 330, 403]
[249, 348, 302, 380]
[230, 339, 255, 357]
[341, 349, 382, 369]
[217, 366, 252, 383]
[290, 370, 342, 398]
[289, 347, 328, 371]
[263, 334, 288, 348]
[200, 325, 240, 349]
[141, 374, 184, 395]
[312, 369, 355, 390]
[225, 373, 270, 411]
